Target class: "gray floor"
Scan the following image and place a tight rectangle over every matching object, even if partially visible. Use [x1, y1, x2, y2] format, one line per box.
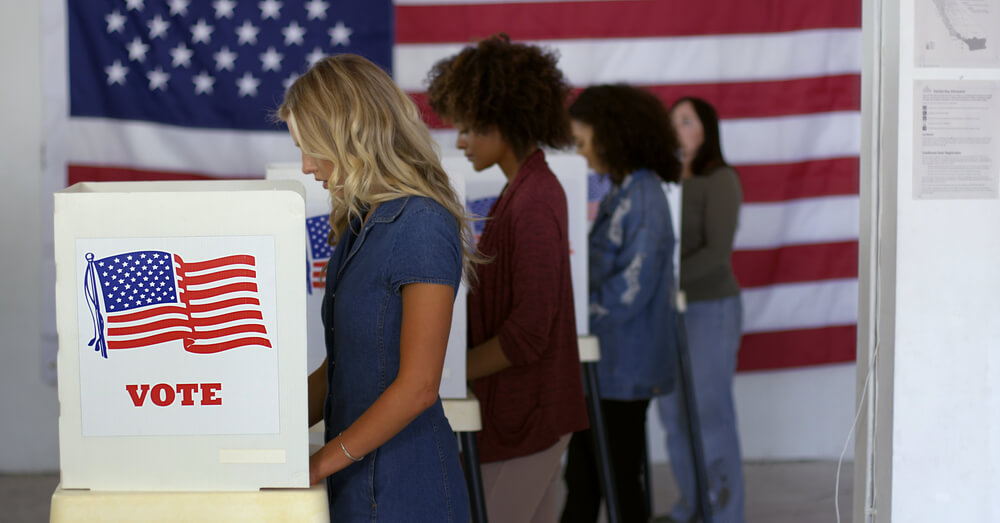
[1, 461, 853, 523]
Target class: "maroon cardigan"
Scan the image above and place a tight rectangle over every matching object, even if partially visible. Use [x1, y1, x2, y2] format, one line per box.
[468, 150, 589, 463]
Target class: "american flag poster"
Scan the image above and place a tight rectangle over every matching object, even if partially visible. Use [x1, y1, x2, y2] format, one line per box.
[305, 213, 332, 294]
[75, 236, 280, 437]
[44, 0, 860, 372]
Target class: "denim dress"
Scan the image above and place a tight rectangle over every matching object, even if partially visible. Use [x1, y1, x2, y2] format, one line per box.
[321, 196, 470, 522]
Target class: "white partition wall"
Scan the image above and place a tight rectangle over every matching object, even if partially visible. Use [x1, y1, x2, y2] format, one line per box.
[857, 0, 1000, 521]
[54, 180, 309, 491]
[266, 164, 469, 399]
[449, 153, 590, 335]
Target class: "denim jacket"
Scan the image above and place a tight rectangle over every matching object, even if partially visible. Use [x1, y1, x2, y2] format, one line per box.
[589, 169, 678, 400]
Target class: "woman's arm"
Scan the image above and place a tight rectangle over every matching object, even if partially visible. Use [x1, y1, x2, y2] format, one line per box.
[467, 336, 512, 381]
[307, 360, 327, 428]
[308, 282, 454, 485]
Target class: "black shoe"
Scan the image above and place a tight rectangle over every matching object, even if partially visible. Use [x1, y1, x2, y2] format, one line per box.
[649, 516, 697, 523]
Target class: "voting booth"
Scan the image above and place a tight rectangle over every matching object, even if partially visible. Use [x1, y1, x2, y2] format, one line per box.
[265, 155, 598, 392]
[452, 153, 592, 335]
[53, 180, 311, 493]
[265, 164, 470, 399]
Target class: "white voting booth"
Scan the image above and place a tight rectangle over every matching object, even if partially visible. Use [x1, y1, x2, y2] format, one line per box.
[265, 154, 595, 398]
[51, 180, 325, 521]
[265, 164, 470, 398]
[447, 153, 592, 335]
[46, 155, 625, 520]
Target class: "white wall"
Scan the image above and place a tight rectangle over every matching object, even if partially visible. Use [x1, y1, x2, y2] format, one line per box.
[856, 0, 1000, 520]
[0, 1, 60, 472]
[0, 0, 856, 473]
[886, 1, 1000, 520]
[647, 362, 857, 463]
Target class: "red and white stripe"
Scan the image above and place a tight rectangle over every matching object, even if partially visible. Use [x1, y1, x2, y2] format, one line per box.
[106, 303, 192, 350]
[175, 255, 272, 354]
[312, 261, 327, 289]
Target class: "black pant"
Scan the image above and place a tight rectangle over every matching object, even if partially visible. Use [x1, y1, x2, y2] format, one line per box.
[561, 398, 651, 523]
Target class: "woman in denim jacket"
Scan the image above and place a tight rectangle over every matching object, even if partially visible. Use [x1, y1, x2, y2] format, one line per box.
[561, 84, 681, 523]
[280, 55, 480, 522]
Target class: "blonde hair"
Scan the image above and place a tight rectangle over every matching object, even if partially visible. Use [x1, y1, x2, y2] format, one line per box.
[278, 54, 482, 282]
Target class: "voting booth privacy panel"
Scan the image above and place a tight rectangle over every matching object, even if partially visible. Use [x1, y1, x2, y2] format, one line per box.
[265, 164, 472, 398]
[54, 180, 309, 491]
[450, 154, 593, 336]
[267, 153, 592, 382]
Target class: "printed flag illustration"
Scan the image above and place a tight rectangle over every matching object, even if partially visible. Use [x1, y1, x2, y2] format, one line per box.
[587, 174, 613, 221]
[46, 0, 861, 371]
[467, 196, 496, 241]
[306, 214, 332, 291]
[83, 250, 272, 357]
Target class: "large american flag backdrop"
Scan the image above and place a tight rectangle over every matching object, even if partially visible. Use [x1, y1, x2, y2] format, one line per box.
[45, 0, 860, 371]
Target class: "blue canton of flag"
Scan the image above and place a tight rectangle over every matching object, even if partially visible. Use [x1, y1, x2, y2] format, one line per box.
[466, 196, 497, 239]
[306, 213, 332, 291]
[306, 213, 333, 259]
[587, 173, 611, 204]
[68, 0, 393, 131]
[587, 173, 612, 221]
[93, 250, 179, 311]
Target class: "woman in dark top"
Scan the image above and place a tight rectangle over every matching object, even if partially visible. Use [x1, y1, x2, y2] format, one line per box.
[561, 85, 681, 523]
[427, 34, 589, 523]
[657, 97, 745, 523]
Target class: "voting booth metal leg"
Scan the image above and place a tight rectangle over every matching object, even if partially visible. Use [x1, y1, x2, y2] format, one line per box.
[641, 429, 653, 519]
[458, 431, 489, 523]
[582, 361, 621, 523]
[675, 312, 714, 523]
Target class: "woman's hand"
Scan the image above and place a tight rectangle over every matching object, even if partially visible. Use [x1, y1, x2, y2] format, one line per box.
[309, 448, 325, 486]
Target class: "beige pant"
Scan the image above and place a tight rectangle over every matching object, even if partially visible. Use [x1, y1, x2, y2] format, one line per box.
[479, 434, 572, 523]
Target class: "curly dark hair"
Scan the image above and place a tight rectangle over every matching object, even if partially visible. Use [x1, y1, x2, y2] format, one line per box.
[426, 34, 573, 157]
[568, 84, 681, 185]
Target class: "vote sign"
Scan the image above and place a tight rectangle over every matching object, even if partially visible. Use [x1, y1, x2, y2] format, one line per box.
[76, 237, 280, 437]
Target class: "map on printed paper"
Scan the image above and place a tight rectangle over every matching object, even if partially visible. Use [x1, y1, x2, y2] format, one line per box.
[916, 0, 1000, 67]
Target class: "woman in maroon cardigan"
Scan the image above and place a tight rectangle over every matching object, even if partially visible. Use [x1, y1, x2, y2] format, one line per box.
[428, 34, 589, 523]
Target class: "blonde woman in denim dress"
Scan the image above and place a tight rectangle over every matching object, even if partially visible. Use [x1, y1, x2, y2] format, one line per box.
[279, 55, 480, 522]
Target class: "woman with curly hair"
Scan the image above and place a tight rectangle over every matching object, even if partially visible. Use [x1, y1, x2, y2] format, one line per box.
[427, 34, 589, 523]
[280, 54, 476, 522]
[560, 84, 681, 523]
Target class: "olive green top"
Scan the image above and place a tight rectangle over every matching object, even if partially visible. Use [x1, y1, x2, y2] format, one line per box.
[680, 165, 742, 302]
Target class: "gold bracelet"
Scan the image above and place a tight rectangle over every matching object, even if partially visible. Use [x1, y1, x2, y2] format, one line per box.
[338, 432, 362, 462]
